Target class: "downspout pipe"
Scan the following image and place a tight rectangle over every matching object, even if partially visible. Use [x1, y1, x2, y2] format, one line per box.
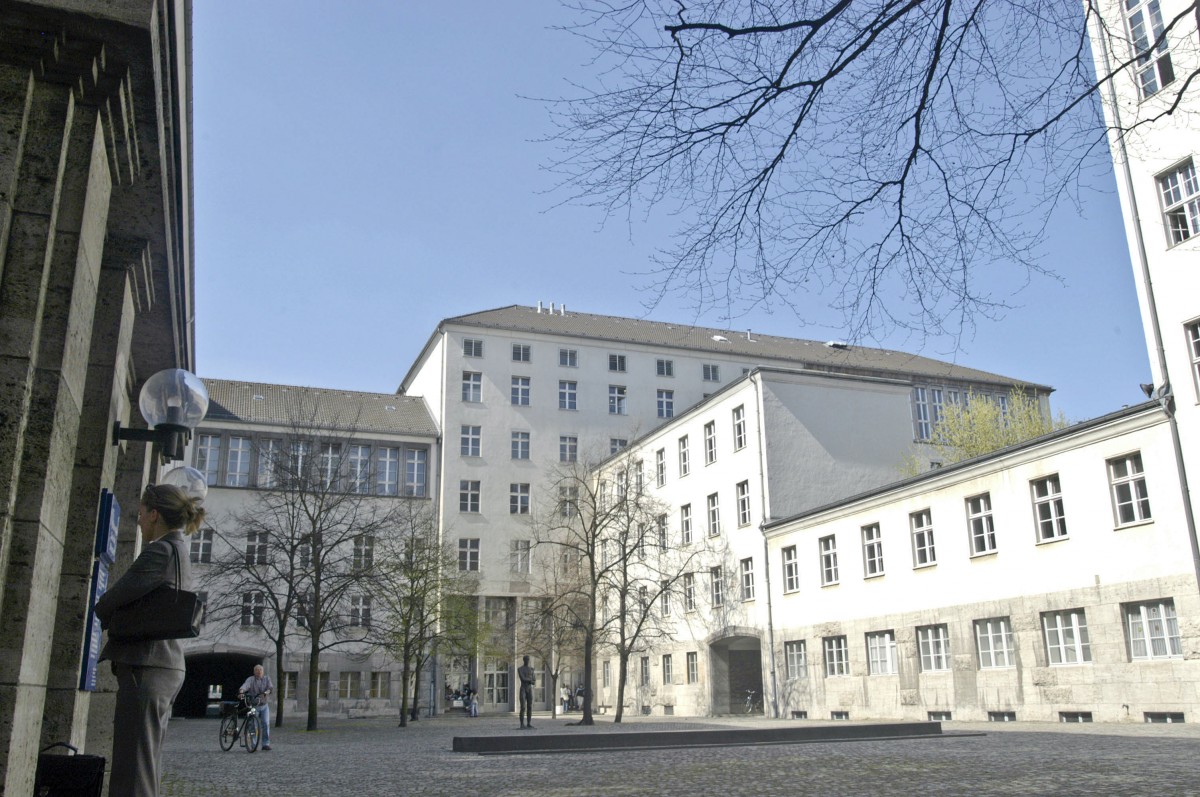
[751, 373, 780, 719]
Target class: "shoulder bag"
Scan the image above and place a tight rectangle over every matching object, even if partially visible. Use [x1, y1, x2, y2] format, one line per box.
[106, 541, 205, 643]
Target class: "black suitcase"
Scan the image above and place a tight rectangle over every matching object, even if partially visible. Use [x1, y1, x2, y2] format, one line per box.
[34, 742, 105, 797]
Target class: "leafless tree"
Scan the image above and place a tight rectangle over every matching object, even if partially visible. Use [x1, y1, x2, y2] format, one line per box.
[550, 0, 1200, 339]
[515, 549, 588, 719]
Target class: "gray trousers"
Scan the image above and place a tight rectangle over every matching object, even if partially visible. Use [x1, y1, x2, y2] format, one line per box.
[110, 663, 185, 797]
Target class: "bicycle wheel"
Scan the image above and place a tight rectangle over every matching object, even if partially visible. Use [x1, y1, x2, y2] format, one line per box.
[218, 715, 238, 751]
[243, 717, 260, 753]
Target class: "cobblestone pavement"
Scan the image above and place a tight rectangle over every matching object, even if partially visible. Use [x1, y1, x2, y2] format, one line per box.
[161, 712, 1200, 796]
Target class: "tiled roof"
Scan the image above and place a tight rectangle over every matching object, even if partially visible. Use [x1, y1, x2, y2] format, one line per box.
[200, 379, 437, 437]
[442, 305, 1050, 390]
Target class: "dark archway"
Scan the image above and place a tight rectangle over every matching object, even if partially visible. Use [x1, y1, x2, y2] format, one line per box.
[708, 634, 764, 715]
[176, 652, 264, 718]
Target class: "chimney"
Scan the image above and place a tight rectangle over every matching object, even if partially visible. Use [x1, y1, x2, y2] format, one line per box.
[550, 302, 557, 314]
[560, 303, 567, 315]
[747, 329, 754, 342]
[537, 301, 543, 313]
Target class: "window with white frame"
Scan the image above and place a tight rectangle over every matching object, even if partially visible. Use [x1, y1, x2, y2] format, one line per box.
[910, 509, 936, 567]
[609, 354, 626, 372]
[917, 625, 950, 672]
[608, 385, 627, 415]
[683, 573, 696, 611]
[510, 539, 532, 575]
[687, 651, 699, 683]
[702, 363, 720, 382]
[226, 436, 251, 486]
[640, 656, 650, 686]
[256, 438, 281, 487]
[338, 671, 362, 699]
[458, 538, 480, 571]
[511, 376, 531, 406]
[929, 387, 944, 428]
[861, 523, 884, 577]
[1188, 321, 1200, 400]
[784, 640, 807, 679]
[710, 566, 723, 607]
[706, 493, 721, 537]
[602, 659, 611, 688]
[282, 672, 298, 700]
[376, 447, 399, 496]
[657, 389, 674, 418]
[680, 504, 693, 545]
[463, 338, 483, 358]
[190, 528, 213, 563]
[819, 535, 838, 585]
[657, 358, 673, 376]
[975, 617, 1015, 669]
[461, 425, 481, 457]
[404, 449, 427, 497]
[318, 443, 340, 490]
[241, 591, 265, 626]
[967, 493, 997, 555]
[512, 343, 531, 362]
[610, 438, 627, 454]
[823, 636, 849, 677]
[1125, 599, 1182, 660]
[510, 483, 530, 515]
[740, 558, 755, 601]
[348, 444, 371, 493]
[732, 405, 747, 450]
[197, 434, 221, 485]
[370, 671, 390, 699]
[353, 534, 375, 570]
[1125, 0, 1176, 98]
[913, 387, 931, 440]
[736, 480, 752, 526]
[1031, 475, 1068, 541]
[1109, 453, 1152, 526]
[315, 672, 329, 701]
[662, 654, 673, 685]
[350, 595, 371, 628]
[1158, 161, 1199, 245]
[782, 545, 799, 593]
[656, 514, 668, 550]
[558, 485, 579, 518]
[459, 480, 480, 513]
[483, 657, 509, 704]
[511, 431, 530, 460]
[678, 435, 690, 476]
[1042, 609, 1092, 665]
[704, 421, 717, 464]
[866, 631, 898, 675]
[461, 371, 482, 403]
[245, 531, 268, 566]
[559, 380, 577, 411]
[655, 448, 666, 487]
[559, 348, 577, 367]
[559, 435, 577, 462]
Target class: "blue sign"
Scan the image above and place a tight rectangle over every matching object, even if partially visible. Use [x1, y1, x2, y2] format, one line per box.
[80, 560, 109, 691]
[95, 490, 119, 565]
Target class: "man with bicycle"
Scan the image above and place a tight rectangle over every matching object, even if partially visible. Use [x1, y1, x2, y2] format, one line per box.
[239, 665, 274, 750]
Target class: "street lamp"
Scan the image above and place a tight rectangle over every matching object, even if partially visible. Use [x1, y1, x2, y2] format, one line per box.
[111, 368, 209, 462]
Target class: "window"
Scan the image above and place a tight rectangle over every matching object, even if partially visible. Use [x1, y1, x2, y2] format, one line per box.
[370, 671, 390, 699]
[511, 431, 530, 460]
[348, 445, 371, 494]
[913, 387, 931, 440]
[1187, 321, 1200, 399]
[559, 348, 577, 367]
[353, 534, 375, 570]
[288, 440, 310, 480]
[929, 388, 944, 428]
[819, 535, 838, 585]
[459, 480, 480, 513]
[656, 514, 668, 550]
[602, 660, 612, 688]
[966, 493, 997, 555]
[404, 449, 427, 497]
[657, 389, 674, 418]
[702, 363, 720, 382]
[976, 617, 1015, 669]
[608, 385, 627, 415]
[662, 654, 673, 685]
[463, 338, 483, 358]
[461, 371, 482, 403]
[511, 376, 530, 406]
[226, 436, 251, 486]
[609, 438, 627, 454]
[732, 405, 747, 450]
[660, 580, 671, 615]
[318, 443, 340, 490]
[683, 573, 696, 612]
[1125, 0, 1175, 98]
[710, 566, 723, 607]
[241, 591, 265, 626]
[256, 438, 281, 487]
[559, 380, 577, 411]
[686, 651, 699, 684]
[704, 421, 717, 464]
[609, 354, 626, 372]
[782, 546, 799, 593]
[706, 493, 721, 537]
[1125, 599, 1181, 660]
[282, 672, 298, 700]
[190, 528, 213, 564]
[457, 538, 480, 571]
[510, 539, 532, 575]
[316, 672, 329, 700]
[823, 636, 849, 676]
[338, 671, 362, 700]
[639, 656, 650, 686]
[376, 447, 399, 496]
[678, 436, 690, 476]
[245, 531, 268, 566]
[861, 524, 884, 577]
[910, 509, 936, 567]
[784, 640, 807, 679]
[461, 425, 481, 457]
[197, 434, 221, 485]
[509, 483, 530, 515]
[559, 435, 577, 462]
[485, 597, 510, 629]
[917, 625, 950, 672]
[656, 358, 673, 376]
[1042, 609, 1092, 665]
[1109, 453, 1152, 525]
[1031, 475, 1067, 541]
[558, 485, 578, 518]
[512, 343, 530, 362]
[655, 449, 666, 487]
[736, 480, 751, 526]
[740, 558, 755, 601]
[350, 595, 371, 628]
[680, 504, 693, 545]
[866, 631, 897, 675]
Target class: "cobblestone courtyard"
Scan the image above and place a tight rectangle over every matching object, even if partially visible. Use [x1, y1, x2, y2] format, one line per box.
[161, 713, 1200, 796]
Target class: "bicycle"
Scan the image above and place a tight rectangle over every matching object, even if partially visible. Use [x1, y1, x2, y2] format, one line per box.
[743, 689, 763, 714]
[218, 695, 261, 753]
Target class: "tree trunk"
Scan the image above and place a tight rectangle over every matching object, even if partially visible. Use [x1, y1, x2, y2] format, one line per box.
[306, 635, 321, 731]
[579, 630, 594, 725]
[614, 652, 629, 724]
[398, 652, 412, 727]
[274, 637, 287, 727]
[410, 659, 423, 721]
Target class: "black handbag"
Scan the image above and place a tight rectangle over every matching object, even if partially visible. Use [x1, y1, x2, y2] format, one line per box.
[34, 742, 105, 797]
[106, 541, 205, 643]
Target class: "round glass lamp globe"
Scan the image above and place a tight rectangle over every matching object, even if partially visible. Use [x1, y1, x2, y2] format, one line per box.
[160, 466, 209, 502]
[138, 369, 209, 430]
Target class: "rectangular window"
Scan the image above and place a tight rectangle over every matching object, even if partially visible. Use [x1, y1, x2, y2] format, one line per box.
[350, 595, 371, 628]
[657, 389, 674, 418]
[609, 438, 627, 454]
[736, 480, 752, 526]
[457, 538, 480, 571]
[559, 348, 577, 367]
[510, 539, 532, 575]
[256, 438, 281, 487]
[910, 509, 936, 567]
[288, 440, 310, 481]
[655, 448, 666, 487]
[463, 338, 483, 358]
[710, 566, 723, 607]
[784, 640, 807, 679]
[559, 435, 577, 462]
[338, 671, 362, 699]
[967, 493, 997, 555]
[732, 405, 747, 450]
[461, 425, 481, 457]
[511, 376, 531, 406]
[609, 354, 626, 372]
[1032, 475, 1068, 541]
[706, 493, 721, 537]
[917, 625, 950, 672]
[662, 654, 673, 685]
[686, 652, 699, 684]
[558, 485, 579, 518]
[680, 504, 693, 545]
[282, 672, 298, 700]
[559, 380, 577, 411]
[316, 672, 329, 700]
[1125, 599, 1182, 660]
[975, 617, 1015, 669]
[511, 431, 530, 460]
[370, 672, 390, 699]
[660, 579, 671, 615]
[702, 363, 720, 382]
[913, 387, 931, 440]
[861, 523, 884, 577]
[866, 631, 898, 675]
[512, 343, 531, 362]
[1109, 453, 1152, 526]
[823, 636, 849, 677]
[782, 546, 799, 593]
[683, 573, 696, 612]
[740, 558, 755, 601]
[197, 434, 221, 485]
[640, 656, 650, 686]
[1126, 0, 1176, 98]
[245, 531, 268, 566]
[656, 358, 674, 377]
[678, 436, 690, 477]
[602, 660, 611, 688]
[348, 444, 371, 494]
[929, 388, 944, 428]
[376, 447, 399, 496]
[510, 483, 531, 515]
[461, 371, 482, 403]
[353, 534, 375, 570]
[226, 436, 251, 486]
[819, 535, 838, 585]
[1187, 321, 1200, 400]
[404, 449, 427, 497]
[318, 443, 340, 490]
[483, 657, 509, 705]
[608, 385, 628, 415]
[241, 591, 265, 626]
[1042, 609, 1092, 665]
[656, 514, 668, 550]
[704, 421, 717, 464]
[190, 528, 213, 564]
[459, 480, 480, 513]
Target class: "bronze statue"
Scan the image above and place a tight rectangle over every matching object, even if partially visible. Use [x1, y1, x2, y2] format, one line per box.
[517, 655, 535, 729]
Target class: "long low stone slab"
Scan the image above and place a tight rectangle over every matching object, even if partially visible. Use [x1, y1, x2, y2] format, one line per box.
[453, 721, 946, 754]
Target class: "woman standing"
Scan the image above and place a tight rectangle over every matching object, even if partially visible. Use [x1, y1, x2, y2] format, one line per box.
[95, 484, 203, 797]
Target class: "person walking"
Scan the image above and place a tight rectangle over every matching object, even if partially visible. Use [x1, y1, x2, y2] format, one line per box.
[517, 656, 535, 729]
[239, 664, 274, 750]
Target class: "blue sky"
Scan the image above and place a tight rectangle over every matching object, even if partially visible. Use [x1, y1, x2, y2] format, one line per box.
[193, 1, 1150, 422]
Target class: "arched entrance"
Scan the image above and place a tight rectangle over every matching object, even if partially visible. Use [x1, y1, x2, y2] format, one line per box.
[177, 651, 265, 718]
[708, 633, 764, 715]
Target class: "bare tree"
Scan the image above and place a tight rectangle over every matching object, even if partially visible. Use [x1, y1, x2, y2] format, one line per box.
[516, 551, 588, 719]
[551, 1, 1200, 338]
